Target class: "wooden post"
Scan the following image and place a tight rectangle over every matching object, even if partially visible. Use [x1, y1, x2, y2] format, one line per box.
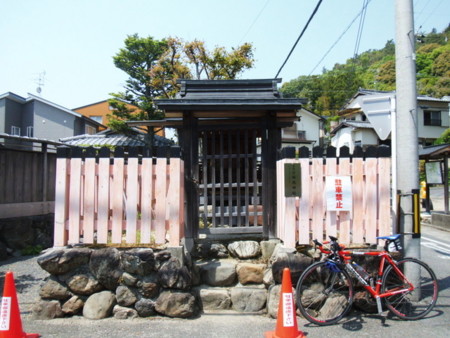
[154, 147, 168, 244]
[183, 112, 199, 240]
[140, 152, 153, 244]
[378, 146, 392, 238]
[298, 147, 310, 245]
[325, 147, 337, 239]
[338, 147, 351, 244]
[352, 147, 365, 243]
[365, 147, 378, 243]
[262, 112, 279, 238]
[111, 147, 125, 244]
[68, 147, 83, 244]
[311, 147, 324, 242]
[42, 142, 48, 202]
[126, 147, 139, 244]
[54, 147, 70, 246]
[97, 147, 110, 244]
[83, 147, 96, 244]
[168, 147, 183, 246]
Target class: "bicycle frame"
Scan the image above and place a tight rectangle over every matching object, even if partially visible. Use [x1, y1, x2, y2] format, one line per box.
[348, 251, 415, 299]
[318, 243, 415, 312]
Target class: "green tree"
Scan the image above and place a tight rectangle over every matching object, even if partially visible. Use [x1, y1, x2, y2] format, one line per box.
[108, 34, 170, 139]
[108, 34, 254, 149]
[280, 26, 449, 117]
[434, 128, 450, 145]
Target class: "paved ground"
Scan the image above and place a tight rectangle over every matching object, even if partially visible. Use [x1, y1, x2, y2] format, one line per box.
[0, 222, 446, 338]
[1, 185, 448, 337]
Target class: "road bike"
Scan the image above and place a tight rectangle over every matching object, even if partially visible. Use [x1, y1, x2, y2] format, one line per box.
[295, 234, 439, 325]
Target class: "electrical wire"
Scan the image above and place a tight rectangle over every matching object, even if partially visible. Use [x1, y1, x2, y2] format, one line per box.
[238, 0, 271, 44]
[309, 0, 372, 75]
[415, 0, 445, 34]
[274, 0, 323, 79]
[353, 0, 369, 58]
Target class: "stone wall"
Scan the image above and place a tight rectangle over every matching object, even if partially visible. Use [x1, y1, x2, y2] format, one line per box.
[0, 214, 54, 260]
[33, 239, 381, 320]
[32, 240, 315, 320]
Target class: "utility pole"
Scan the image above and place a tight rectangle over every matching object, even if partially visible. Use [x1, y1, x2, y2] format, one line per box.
[395, 0, 420, 260]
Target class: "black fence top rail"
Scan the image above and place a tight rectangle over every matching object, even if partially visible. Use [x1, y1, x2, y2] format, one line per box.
[56, 146, 182, 162]
[279, 145, 391, 160]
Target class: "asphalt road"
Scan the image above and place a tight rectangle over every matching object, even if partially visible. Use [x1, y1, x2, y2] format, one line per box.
[12, 224, 448, 338]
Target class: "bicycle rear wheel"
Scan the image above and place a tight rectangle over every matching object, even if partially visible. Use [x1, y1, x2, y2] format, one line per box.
[295, 260, 353, 325]
[382, 258, 438, 320]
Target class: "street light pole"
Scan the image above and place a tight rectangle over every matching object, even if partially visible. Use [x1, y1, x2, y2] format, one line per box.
[395, 0, 420, 258]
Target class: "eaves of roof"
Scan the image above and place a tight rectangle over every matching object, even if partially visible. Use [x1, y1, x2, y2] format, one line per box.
[73, 98, 137, 110]
[0, 132, 64, 146]
[330, 120, 374, 135]
[299, 108, 326, 121]
[155, 98, 305, 112]
[419, 143, 450, 159]
[0, 92, 27, 103]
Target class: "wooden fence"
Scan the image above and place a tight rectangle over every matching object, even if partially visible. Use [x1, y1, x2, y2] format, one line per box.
[0, 146, 56, 218]
[53, 146, 184, 247]
[277, 146, 392, 247]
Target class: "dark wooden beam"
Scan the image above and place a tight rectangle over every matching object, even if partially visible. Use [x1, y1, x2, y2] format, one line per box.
[182, 112, 199, 239]
[262, 112, 279, 239]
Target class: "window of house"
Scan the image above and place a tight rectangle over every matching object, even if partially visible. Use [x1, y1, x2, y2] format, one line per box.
[424, 110, 441, 126]
[89, 115, 103, 124]
[26, 126, 33, 137]
[85, 125, 97, 135]
[11, 126, 21, 136]
[297, 130, 306, 140]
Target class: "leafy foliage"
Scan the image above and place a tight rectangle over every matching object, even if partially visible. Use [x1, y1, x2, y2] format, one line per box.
[281, 26, 450, 117]
[434, 128, 450, 145]
[108, 34, 254, 140]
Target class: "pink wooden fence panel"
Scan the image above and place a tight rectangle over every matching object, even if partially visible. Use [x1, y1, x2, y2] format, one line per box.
[277, 151, 392, 247]
[54, 150, 184, 247]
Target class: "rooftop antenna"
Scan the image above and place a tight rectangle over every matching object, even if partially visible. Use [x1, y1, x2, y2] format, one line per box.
[35, 71, 46, 95]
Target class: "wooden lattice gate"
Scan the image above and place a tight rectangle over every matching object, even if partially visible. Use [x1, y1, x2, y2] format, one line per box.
[198, 127, 263, 233]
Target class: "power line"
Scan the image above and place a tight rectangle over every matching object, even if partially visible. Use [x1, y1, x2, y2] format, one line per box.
[238, 0, 271, 44]
[309, 0, 372, 75]
[416, 0, 445, 33]
[353, 0, 369, 58]
[274, 0, 323, 79]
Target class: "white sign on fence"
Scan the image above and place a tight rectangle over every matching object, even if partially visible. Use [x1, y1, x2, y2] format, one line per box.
[325, 176, 352, 211]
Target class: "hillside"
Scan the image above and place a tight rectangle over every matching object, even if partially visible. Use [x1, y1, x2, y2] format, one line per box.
[280, 25, 450, 117]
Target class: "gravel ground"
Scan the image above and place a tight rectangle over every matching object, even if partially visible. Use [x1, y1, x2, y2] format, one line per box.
[0, 254, 49, 317]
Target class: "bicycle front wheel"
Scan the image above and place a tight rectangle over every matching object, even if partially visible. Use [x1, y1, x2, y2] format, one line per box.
[382, 257, 438, 320]
[295, 261, 354, 325]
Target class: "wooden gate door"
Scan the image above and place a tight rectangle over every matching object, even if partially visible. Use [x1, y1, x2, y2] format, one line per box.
[198, 127, 263, 235]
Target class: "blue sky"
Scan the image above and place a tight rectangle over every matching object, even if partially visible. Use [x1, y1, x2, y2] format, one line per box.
[0, 0, 448, 109]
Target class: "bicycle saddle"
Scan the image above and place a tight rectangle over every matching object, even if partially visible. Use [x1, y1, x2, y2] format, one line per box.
[376, 234, 401, 240]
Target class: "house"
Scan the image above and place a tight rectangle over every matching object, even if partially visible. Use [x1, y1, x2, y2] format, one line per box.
[281, 108, 326, 150]
[331, 89, 450, 152]
[73, 99, 166, 136]
[0, 92, 103, 149]
[73, 99, 133, 128]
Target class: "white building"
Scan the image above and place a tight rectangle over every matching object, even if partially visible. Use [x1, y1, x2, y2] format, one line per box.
[282, 108, 325, 151]
[331, 89, 450, 153]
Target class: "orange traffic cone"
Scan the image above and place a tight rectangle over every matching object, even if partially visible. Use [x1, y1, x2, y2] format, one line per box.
[0, 272, 40, 338]
[265, 268, 305, 338]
